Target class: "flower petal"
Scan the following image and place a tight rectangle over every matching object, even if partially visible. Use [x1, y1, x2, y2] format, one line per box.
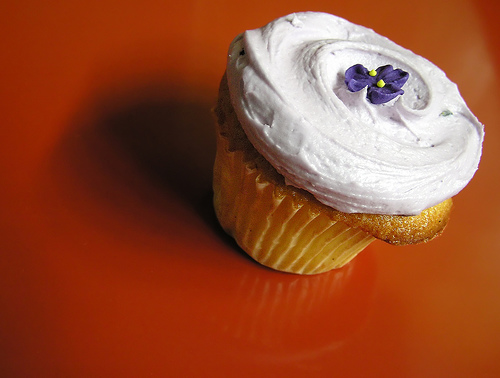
[377, 65, 409, 88]
[367, 84, 404, 105]
[345, 64, 375, 92]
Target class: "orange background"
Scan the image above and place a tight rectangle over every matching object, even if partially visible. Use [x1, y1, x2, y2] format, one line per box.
[1, 0, 499, 376]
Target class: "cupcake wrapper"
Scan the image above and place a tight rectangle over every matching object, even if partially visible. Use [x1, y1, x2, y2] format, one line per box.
[213, 125, 375, 275]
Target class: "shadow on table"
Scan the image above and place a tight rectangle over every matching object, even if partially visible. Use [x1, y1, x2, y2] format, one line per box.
[48, 80, 226, 237]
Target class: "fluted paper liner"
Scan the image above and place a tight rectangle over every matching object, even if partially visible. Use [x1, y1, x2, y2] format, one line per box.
[213, 121, 375, 275]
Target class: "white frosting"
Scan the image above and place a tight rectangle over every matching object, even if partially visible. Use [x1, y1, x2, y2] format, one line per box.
[226, 12, 484, 215]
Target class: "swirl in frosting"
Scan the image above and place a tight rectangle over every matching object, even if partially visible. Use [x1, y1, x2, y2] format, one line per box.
[226, 12, 484, 215]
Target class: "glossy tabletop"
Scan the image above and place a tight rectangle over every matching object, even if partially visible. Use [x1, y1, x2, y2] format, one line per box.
[1, 0, 499, 376]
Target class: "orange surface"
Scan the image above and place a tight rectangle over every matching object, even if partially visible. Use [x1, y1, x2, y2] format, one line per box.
[1, 0, 499, 376]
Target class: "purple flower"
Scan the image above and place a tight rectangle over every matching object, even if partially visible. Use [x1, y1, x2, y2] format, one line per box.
[345, 64, 409, 104]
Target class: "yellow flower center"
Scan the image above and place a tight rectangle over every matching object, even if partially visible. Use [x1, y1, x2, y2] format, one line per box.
[377, 79, 386, 88]
[368, 69, 377, 77]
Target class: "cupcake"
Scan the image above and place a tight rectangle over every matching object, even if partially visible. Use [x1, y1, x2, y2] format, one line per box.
[213, 12, 484, 274]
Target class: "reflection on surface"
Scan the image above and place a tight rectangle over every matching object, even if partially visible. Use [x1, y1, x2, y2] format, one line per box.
[210, 251, 377, 362]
